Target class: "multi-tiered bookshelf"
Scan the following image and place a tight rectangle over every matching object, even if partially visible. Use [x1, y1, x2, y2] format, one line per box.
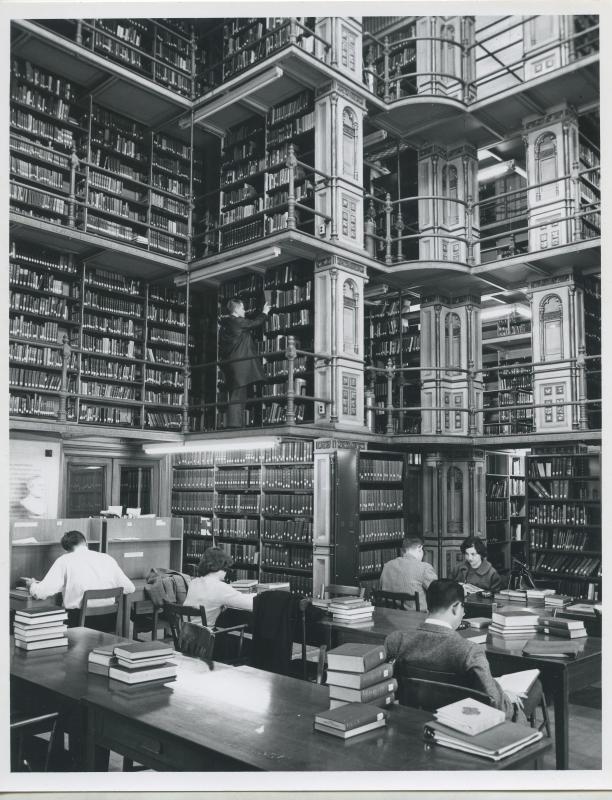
[485, 451, 527, 574]
[9, 240, 190, 431]
[583, 275, 601, 430]
[482, 310, 533, 435]
[214, 261, 314, 430]
[172, 440, 314, 593]
[357, 450, 422, 593]
[526, 446, 601, 599]
[365, 293, 421, 434]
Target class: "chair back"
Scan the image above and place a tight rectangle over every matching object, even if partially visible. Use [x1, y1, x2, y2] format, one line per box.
[162, 600, 206, 650]
[395, 664, 491, 711]
[79, 587, 123, 633]
[323, 584, 364, 599]
[178, 620, 216, 661]
[371, 589, 420, 611]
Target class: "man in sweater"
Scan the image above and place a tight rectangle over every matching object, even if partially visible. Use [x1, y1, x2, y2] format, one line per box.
[218, 298, 270, 428]
[384, 579, 542, 724]
[24, 530, 135, 630]
[380, 535, 437, 610]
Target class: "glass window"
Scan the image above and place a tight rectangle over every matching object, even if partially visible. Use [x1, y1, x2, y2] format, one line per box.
[66, 464, 106, 518]
[120, 466, 152, 514]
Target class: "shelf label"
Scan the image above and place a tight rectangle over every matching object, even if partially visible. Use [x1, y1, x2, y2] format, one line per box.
[156, 520, 166, 526]
[124, 552, 143, 558]
[14, 522, 37, 528]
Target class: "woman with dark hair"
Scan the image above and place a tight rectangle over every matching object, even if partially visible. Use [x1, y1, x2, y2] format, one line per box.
[183, 546, 254, 625]
[452, 536, 502, 593]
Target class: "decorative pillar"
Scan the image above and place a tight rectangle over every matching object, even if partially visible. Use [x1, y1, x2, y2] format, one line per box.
[315, 18, 362, 78]
[314, 255, 367, 429]
[415, 16, 475, 100]
[314, 80, 366, 249]
[523, 15, 572, 79]
[420, 293, 482, 436]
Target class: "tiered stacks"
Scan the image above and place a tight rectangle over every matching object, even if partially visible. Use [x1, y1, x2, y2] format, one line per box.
[13, 606, 68, 651]
[537, 616, 587, 639]
[329, 596, 375, 626]
[108, 641, 177, 685]
[326, 644, 396, 710]
[488, 608, 540, 639]
[314, 702, 388, 739]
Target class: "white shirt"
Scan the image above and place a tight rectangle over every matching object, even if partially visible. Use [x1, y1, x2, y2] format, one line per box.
[424, 617, 453, 629]
[29, 546, 135, 609]
[184, 574, 254, 626]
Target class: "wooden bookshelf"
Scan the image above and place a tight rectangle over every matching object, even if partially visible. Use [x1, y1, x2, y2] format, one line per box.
[172, 440, 314, 593]
[526, 446, 601, 599]
[485, 451, 527, 573]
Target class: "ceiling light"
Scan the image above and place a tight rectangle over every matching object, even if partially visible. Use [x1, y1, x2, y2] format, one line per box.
[478, 160, 523, 183]
[175, 246, 282, 286]
[143, 436, 281, 456]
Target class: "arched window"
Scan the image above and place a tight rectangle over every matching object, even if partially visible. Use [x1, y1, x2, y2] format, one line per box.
[447, 466, 464, 533]
[536, 133, 558, 196]
[540, 293, 563, 361]
[343, 279, 359, 355]
[445, 312, 461, 369]
[442, 165, 458, 225]
[342, 108, 358, 178]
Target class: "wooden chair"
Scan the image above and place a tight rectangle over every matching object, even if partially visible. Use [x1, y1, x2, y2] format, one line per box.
[291, 597, 327, 683]
[78, 587, 123, 634]
[163, 600, 248, 663]
[162, 601, 204, 650]
[10, 711, 60, 772]
[322, 584, 365, 599]
[395, 666, 492, 711]
[371, 588, 420, 612]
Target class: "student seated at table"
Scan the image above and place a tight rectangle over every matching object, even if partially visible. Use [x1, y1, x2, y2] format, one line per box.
[23, 530, 135, 630]
[384, 579, 542, 724]
[380, 535, 437, 610]
[452, 536, 502, 593]
[183, 547, 254, 626]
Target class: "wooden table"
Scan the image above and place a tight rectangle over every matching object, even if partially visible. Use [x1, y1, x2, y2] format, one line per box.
[85, 660, 549, 772]
[316, 606, 601, 770]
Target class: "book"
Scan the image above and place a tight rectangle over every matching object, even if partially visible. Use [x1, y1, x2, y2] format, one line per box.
[116, 655, 176, 669]
[326, 662, 393, 690]
[14, 628, 67, 642]
[113, 641, 174, 661]
[88, 661, 111, 677]
[14, 605, 66, 618]
[537, 616, 585, 630]
[326, 644, 386, 674]
[464, 617, 491, 629]
[331, 613, 375, 623]
[328, 596, 367, 607]
[537, 625, 587, 639]
[566, 603, 601, 615]
[314, 718, 387, 739]
[14, 610, 68, 626]
[330, 605, 374, 616]
[329, 693, 395, 710]
[108, 662, 178, 684]
[314, 702, 387, 731]
[491, 609, 540, 627]
[522, 639, 583, 658]
[495, 669, 540, 697]
[328, 678, 398, 704]
[458, 629, 488, 644]
[434, 697, 505, 736]
[14, 637, 68, 651]
[460, 583, 484, 595]
[424, 720, 542, 761]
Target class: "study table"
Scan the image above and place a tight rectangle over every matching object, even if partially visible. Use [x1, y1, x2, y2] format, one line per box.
[10, 627, 550, 772]
[315, 606, 601, 770]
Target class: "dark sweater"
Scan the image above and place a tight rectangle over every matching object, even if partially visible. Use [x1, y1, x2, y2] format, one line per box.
[453, 558, 503, 592]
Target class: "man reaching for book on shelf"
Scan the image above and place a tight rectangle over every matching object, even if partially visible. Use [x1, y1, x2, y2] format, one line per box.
[219, 298, 270, 428]
[384, 580, 544, 725]
[23, 530, 135, 630]
[380, 535, 437, 610]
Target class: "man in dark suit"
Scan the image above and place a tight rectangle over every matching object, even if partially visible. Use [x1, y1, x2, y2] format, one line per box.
[218, 297, 270, 428]
[385, 579, 543, 724]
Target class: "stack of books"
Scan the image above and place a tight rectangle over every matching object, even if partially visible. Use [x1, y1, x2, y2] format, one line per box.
[496, 588, 527, 602]
[526, 588, 555, 603]
[231, 579, 258, 594]
[13, 606, 68, 651]
[326, 643, 396, 709]
[256, 581, 290, 593]
[488, 608, 540, 639]
[424, 717, 543, 761]
[544, 594, 572, 610]
[314, 702, 388, 739]
[107, 641, 177, 685]
[329, 596, 375, 626]
[88, 644, 117, 676]
[538, 616, 587, 639]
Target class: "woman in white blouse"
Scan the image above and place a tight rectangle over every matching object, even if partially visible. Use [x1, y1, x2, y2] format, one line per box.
[184, 546, 254, 626]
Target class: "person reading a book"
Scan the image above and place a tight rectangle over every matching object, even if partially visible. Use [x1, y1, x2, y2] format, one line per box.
[23, 530, 135, 629]
[380, 535, 437, 610]
[452, 536, 502, 594]
[218, 298, 270, 428]
[384, 579, 543, 725]
[183, 547, 254, 626]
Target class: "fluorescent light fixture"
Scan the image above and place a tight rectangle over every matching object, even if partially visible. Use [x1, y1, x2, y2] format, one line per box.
[188, 67, 284, 127]
[477, 148, 503, 163]
[481, 303, 531, 322]
[143, 436, 281, 456]
[175, 246, 282, 287]
[364, 130, 388, 147]
[478, 160, 526, 183]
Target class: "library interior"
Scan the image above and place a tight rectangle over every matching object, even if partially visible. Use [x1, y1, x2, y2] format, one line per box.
[8, 13, 602, 776]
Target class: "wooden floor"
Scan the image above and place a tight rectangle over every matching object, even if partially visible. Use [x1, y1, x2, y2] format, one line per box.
[107, 688, 602, 772]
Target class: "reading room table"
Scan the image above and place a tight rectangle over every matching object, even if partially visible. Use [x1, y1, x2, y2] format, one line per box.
[315, 605, 601, 770]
